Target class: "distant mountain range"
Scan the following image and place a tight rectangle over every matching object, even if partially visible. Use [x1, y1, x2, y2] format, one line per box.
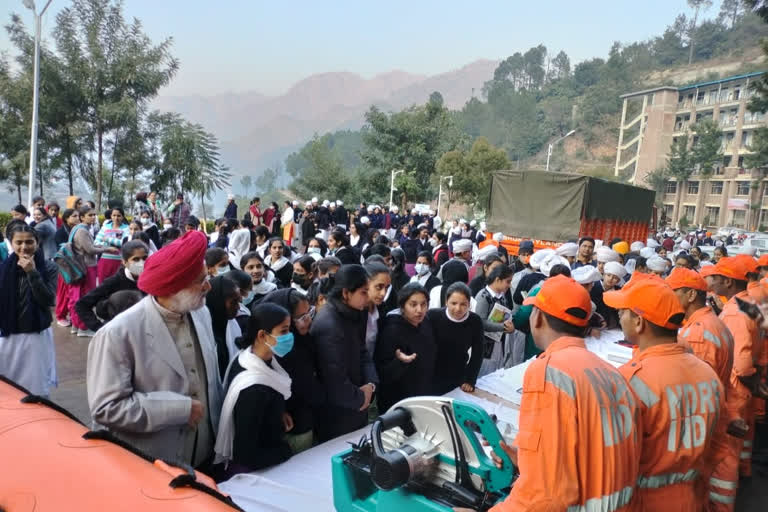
[153, 59, 499, 178]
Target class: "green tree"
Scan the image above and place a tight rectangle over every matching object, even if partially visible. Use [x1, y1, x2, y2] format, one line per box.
[288, 133, 351, 200]
[550, 51, 571, 81]
[746, 127, 768, 169]
[718, 0, 744, 27]
[53, 0, 178, 210]
[436, 137, 510, 210]
[690, 119, 723, 176]
[687, 0, 714, 64]
[666, 134, 693, 220]
[240, 175, 252, 197]
[255, 167, 278, 196]
[646, 168, 669, 207]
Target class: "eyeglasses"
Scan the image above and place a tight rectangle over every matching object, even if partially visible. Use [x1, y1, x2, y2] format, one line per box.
[294, 306, 316, 324]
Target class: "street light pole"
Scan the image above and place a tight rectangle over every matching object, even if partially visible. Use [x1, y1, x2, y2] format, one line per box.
[545, 129, 576, 172]
[24, 0, 53, 209]
[437, 175, 453, 219]
[389, 169, 404, 209]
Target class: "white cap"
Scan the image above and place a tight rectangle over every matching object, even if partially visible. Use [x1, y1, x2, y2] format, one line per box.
[647, 255, 668, 272]
[541, 254, 570, 277]
[305, 201, 312, 207]
[555, 242, 578, 258]
[330, 201, 336, 207]
[530, 249, 556, 270]
[640, 247, 656, 259]
[361, 216, 370, 224]
[470, 220, 477, 228]
[595, 247, 620, 263]
[323, 200, 330, 207]
[492, 232, 504, 242]
[392, 206, 399, 212]
[337, 200, 343, 206]
[227, 193, 234, 200]
[740, 246, 758, 256]
[367, 206, 373, 212]
[477, 244, 499, 260]
[679, 240, 691, 250]
[452, 239, 473, 254]
[604, 261, 628, 279]
[312, 197, 318, 203]
[572, 265, 602, 285]
[292, 200, 299, 206]
[479, 221, 487, 231]
[646, 238, 660, 249]
[630, 241, 644, 252]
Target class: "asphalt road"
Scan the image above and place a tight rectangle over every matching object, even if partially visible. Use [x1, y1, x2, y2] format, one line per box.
[47, 324, 768, 510]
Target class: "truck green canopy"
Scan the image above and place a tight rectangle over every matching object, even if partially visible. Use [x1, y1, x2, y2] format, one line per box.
[487, 170, 655, 241]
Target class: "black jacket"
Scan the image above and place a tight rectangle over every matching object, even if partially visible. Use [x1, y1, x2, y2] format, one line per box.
[333, 207, 348, 226]
[75, 268, 141, 332]
[428, 308, 484, 394]
[227, 358, 293, 471]
[54, 225, 70, 247]
[317, 207, 332, 229]
[374, 313, 436, 413]
[300, 217, 316, 245]
[310, 297, 378, 441]
[513, 271, 546, 305]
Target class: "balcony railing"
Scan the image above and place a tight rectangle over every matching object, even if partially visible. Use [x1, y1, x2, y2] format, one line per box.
[674, 122, 689, 132]
[720, 118, 738, 128]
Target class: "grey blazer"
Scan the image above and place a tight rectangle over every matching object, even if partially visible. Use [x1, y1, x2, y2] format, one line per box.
[86, 296, 223, 462]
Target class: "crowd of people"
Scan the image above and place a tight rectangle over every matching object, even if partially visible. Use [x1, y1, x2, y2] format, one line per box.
[1, 190, 767, 510]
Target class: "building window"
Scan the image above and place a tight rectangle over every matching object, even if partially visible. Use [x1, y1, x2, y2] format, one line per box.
[710, 181, 723, 195]
[687, 181, 699, 194]
[731, 209, 746, 228]
[760, 209, 768, 228]
[682, 205, 696, 221]
[665, 181, 677, 194]
[741, 131, 753, 148]
[704, 206, 720, 225]
[720, 87, 729, 102]
[738, 156, 745, 169]
[736, 181, 751, 195]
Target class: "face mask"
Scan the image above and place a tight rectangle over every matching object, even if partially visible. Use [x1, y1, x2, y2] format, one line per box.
[293, 272, 310, 288]
[140, 217, 150, 225]
[243, 289, 255, 306]
[127, 260, 145, 277]
[217, 266, 229, 276]
[308, 247, 321, 254]
[163, 224, 172, 230]
[268, 332, 294, 357]
[429, 238, 437, 247]
[414, 263, 429, 276]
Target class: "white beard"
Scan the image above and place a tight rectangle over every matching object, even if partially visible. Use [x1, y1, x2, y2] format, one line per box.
[169, 287, 206, 313]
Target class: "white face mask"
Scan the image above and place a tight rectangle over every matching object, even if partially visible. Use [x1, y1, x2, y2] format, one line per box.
[163, 224, 172, 230]
[308, 247, 321, 254]
[414, 263, 429, 276]
[140, 217, 150, 225]
[429, 238, 437, 247]
[217, 266, 229, 277]
[127, 260, 145, 277]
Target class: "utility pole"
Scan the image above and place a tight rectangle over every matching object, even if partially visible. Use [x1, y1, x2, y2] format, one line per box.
[546, 130, 576, 171]
[389, 169, 404, 209]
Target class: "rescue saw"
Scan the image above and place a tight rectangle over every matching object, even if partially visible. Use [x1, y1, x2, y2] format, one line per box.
[331, 397, 516, 511]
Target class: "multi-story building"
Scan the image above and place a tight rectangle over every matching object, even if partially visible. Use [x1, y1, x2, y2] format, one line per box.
[615, 71, 768, 230]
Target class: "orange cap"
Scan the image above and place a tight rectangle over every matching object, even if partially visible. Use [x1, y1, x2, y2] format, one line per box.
[748, 281, 768, 303]
[757, 254, 768, 267]
[523, 274, 591, 327]
[665, 267, 707, 291]
[700, 256, 754, 281]
[603, 277, 684, 330]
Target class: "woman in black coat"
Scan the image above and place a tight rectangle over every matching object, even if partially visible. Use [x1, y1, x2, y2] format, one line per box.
[374, 283, 436, 413]
[262, 288, 325, 453]
[310, 265, 378, 441]
[427, 282, 484, 395]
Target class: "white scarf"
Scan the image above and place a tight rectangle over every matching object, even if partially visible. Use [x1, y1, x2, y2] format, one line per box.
[214, 348, 292, 466]
[253, 278, 277, 295]
[446, 307, 470, 323]
[266, 255, 290, 272]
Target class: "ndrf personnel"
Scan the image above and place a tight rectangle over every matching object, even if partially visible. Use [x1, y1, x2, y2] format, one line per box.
[490, 275, 641, 512]
[604, 274, 723, 512]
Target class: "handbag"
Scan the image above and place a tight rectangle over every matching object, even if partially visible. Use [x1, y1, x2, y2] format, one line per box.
[53, 225, 87, 284]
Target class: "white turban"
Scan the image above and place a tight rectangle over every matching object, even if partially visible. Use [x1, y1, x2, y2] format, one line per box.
[541, 254, 570, 277]
[647, 255, 668, 272]
[624, 259, 637, 275]
[646, 238, 660, 249]
[596, 247, 621, 263]
[630, 241, 644, 252]
[530, 249, 556, 271]
[640, 247, 656, 259]
[476, 244, 499, 260]
[556, 242, 578, 258]
[337, 200, 344, 206]
[323, 200, 330, 206]
[604, 261, 628, 279]
[452, 239, 473, 254]
[493, 232, 504, 242]
[572, 265, 602, 285]
[330, 201, 336, 207]
[470, 220, 477, 228]
[479, 221, 487, 231]
[679, 240, 691, 251]
[311, 197, 318, 203]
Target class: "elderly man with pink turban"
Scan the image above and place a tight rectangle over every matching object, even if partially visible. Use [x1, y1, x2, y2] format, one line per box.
[86, 231, 223, 467]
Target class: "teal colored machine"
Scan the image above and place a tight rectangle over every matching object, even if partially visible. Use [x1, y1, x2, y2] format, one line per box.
[331, 397, 516, 512]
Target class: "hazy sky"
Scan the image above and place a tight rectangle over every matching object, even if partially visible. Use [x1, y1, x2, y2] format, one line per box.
[2, 0, 706, 97]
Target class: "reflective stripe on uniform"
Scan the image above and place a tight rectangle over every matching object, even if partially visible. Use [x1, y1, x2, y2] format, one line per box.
[709, 476, 738, 490]
[741, 451, 751, 459]
[545, 366, 575, 400]
[566, 486, 634, 512]
[709, 491, 736, 505]
[681, 327, 691, 339]
[629, 375, 660, 408]
[702, 329, 722, 348]
[637, 469, 698, 489]
[744, 441, 752, 448]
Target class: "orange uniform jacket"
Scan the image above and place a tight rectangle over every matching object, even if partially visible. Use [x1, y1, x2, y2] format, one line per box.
[678, 306, 733, 387]
[719, 291, 758, 420]
[620, 344, 724, 512]
[492, 337, 641, 512]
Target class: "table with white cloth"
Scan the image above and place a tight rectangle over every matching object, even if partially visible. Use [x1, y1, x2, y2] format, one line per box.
[219, 330, 632, 511]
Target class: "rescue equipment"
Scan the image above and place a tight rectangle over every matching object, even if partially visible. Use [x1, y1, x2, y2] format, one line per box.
[0, 376, 241, 511]
[332, 396, 516, 511]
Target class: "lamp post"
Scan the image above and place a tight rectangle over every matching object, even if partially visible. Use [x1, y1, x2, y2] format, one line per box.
[545, 129, 576, 172]
[389, 169, 404, 209]
[437, 175, 453, 219]
[23, 0, 53, 209]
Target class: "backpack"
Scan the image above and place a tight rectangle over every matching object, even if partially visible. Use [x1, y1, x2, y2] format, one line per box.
[53, 225, 87, 284]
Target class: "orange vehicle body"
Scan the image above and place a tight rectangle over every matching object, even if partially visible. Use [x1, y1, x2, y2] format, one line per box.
[0, 377, 238, 512]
